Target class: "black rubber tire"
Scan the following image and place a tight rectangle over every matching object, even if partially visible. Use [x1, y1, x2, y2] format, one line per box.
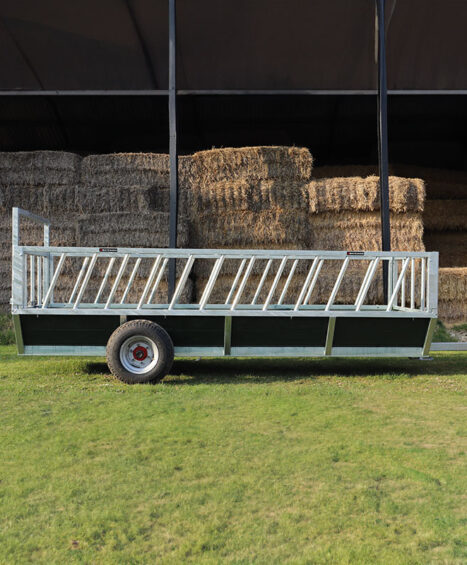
[106, 320, 174, 384]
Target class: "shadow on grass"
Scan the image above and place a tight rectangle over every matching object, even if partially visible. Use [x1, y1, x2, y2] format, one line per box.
[85, 354, 467, 385]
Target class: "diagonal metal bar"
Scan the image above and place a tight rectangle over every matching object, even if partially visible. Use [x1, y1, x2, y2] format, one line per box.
[355, 260, 374, 306]
[225, 259, 246, 304]
[387, 257, 410, 311]
[278, 259, 298, 305]
[263, 256, 288, 310]
[355, 258, 380, 311]
[73, 253, 98, 309]
[148, 257, 169, 304]
[68, 257, 89, 304]
[120, 258, 141, 304]
[294, 257, 318, 310]
[325, 257, 350, 311]
[251, 259, 272, 305]
[231, 257, 255, 310]
[94, 257, 115, 304]
[105, 255, 130, 309]
[304, 259, 324, 305]
[42, 253, 66, 308]
[199, 256, 224, 309]
[138, 256, 162, 309]
[169, 255, 194, 309]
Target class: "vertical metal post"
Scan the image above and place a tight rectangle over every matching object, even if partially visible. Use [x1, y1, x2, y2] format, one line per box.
[376, 0, 391, 300]
[168, 0, 178, 300]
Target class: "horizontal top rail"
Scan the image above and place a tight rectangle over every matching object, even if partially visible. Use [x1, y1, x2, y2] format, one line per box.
[16, 246, 437, 260]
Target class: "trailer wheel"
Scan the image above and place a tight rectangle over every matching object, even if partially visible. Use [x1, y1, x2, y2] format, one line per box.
[106, 320, 174, 384]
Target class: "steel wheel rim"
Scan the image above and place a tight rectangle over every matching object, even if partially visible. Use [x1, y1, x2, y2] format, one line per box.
[119, 335, 159, 374]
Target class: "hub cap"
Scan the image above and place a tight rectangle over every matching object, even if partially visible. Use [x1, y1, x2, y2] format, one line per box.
[120, 335, 159, 374]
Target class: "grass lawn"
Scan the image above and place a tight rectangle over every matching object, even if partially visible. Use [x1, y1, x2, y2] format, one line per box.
[0, 346, 466, 564]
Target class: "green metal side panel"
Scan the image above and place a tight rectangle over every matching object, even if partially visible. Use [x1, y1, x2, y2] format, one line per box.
[20, 315, 120, 346]
[231, 317, 328, 347]
[333, 317, 430, 348]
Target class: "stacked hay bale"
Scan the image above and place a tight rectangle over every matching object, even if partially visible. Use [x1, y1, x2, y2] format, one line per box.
[75, 153, 193, 304]
[75, 212, 191, 304]
[438, 268, 467, 325]
[77, 152, 192, 215]
[187, 146, 314, 303]
[305, 174, 425, 304]
[0, 151, 80, 311]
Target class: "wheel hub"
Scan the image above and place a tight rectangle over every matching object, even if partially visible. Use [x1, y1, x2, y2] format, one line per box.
[133, 346, 148, 361]
[119, 336, 159, 374]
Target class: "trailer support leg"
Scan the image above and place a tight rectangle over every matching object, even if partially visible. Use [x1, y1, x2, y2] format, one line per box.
[324, 317, 336, 356]
[224, 316, 232, 356]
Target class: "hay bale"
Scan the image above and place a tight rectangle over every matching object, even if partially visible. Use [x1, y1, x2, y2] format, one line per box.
[80, 153, 169, 188]
[75, 185, 166, 214]
[424, 231, 467, 267]
[0, 151, 80, 215]
[189, 209, 309, 249]
[439, 267, 467, 301]
[423, 200, 467, 231]
[190, 146, 313, 184]
[307, 176, 425, 214]
[438, 267, 467, 324]
[80, 153, 192, 189]
[188, 178, 310, 215]
[0, 151, 80, 187]
[77, 212, 189, 248]
[308, 212, 425, 252]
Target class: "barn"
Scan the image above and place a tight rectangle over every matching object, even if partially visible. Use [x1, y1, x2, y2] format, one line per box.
[0, 0, 465, 324]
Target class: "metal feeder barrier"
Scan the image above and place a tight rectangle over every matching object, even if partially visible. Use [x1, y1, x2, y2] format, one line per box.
[11, 208, 443, 382]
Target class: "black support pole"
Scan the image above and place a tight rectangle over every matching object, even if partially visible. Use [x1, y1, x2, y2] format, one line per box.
[168, 0, 178, 299]
[376, 0, 391, 300]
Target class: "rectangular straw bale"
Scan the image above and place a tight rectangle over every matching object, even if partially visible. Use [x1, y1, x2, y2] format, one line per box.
[76, 185, 157, 214]
[424, 231, 466, 267]
[189, 209, 309, 249]
[307, 176, 425, 214]
[439, 268, 467, 301]
[188, 178, 310, 215]
[190, 146, 313, 184]
[423, 200, 467, 231]
[308, 212, 424, 251]
[0, 151, 81, 187]
[0, 186, 46, 214]
[77, 212, 189, 248]
[438, 267, 467, 323]
[80, 153, 169, 188]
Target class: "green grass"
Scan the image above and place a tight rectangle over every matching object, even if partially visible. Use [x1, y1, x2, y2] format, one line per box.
[433, 320, 457, 342]
[0, 314, 15, 345]
[0, 347, 466, 564]
[452, 323, 467, 333]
